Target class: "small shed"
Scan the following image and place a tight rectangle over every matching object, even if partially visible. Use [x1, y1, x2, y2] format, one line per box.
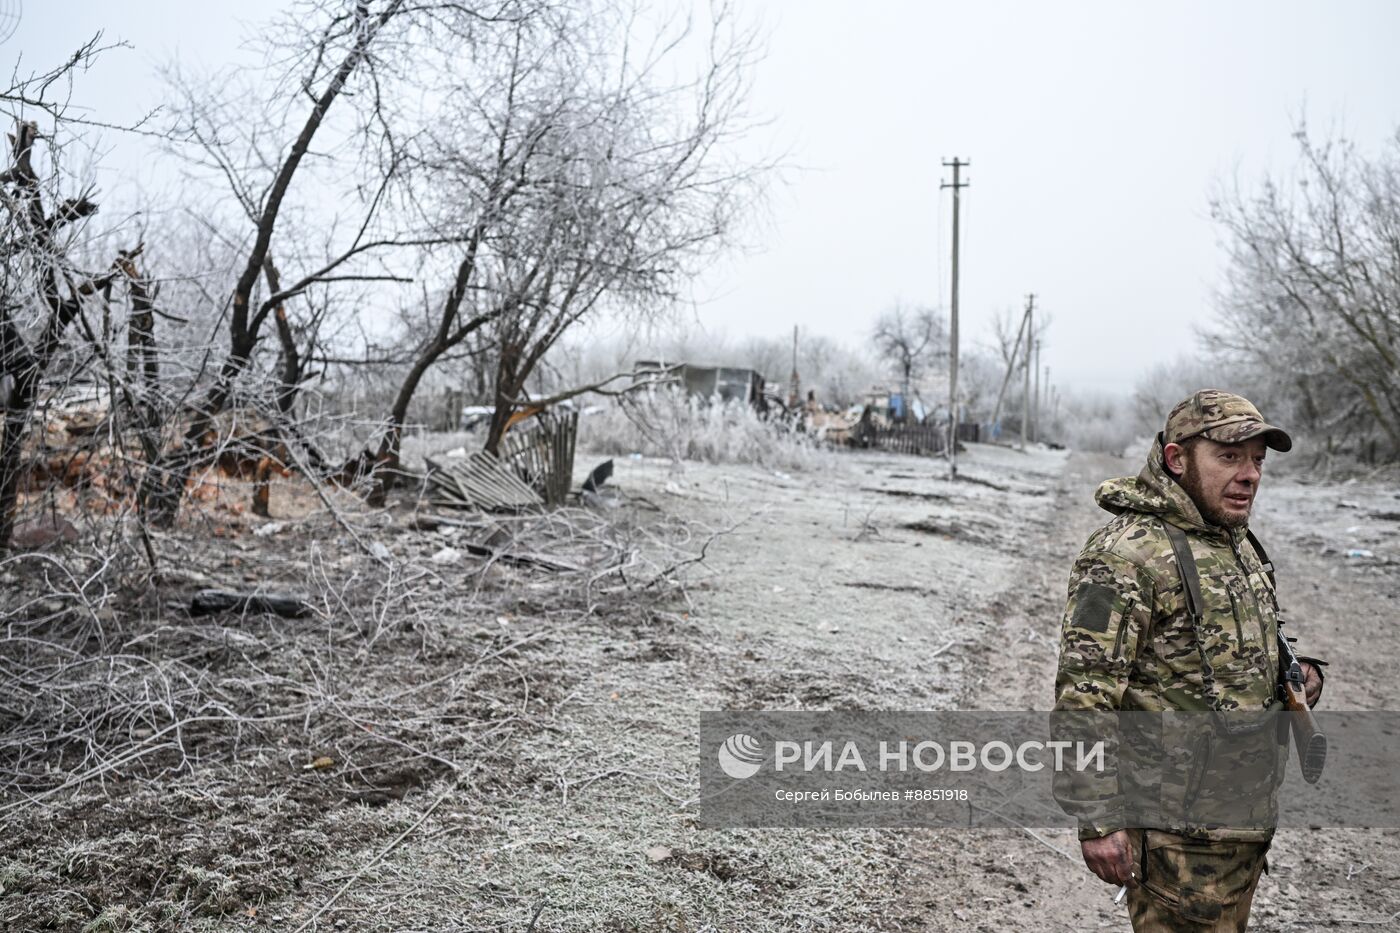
[635, 361, 768, 408]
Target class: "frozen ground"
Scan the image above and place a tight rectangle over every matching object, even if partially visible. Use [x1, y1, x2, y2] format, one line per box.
[3, 441, 1397, 931]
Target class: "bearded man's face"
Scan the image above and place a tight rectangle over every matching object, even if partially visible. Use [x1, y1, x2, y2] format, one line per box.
[1173, 436, 1268, 529]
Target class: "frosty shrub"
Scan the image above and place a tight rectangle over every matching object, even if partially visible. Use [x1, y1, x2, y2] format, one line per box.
[580, 389, 832, 471]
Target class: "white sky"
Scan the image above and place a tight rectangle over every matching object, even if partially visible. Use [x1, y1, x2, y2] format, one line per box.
[6, 1, 1400, 396]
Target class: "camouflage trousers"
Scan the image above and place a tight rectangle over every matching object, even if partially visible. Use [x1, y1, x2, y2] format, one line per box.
[1126, 830, 1270, 931]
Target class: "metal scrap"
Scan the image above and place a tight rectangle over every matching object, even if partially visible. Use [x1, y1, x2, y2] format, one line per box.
[581, 459, 614, 493]
[500, 410, 578, 506]
[189, 590, 314, 619]
[425, 451, 544, 511]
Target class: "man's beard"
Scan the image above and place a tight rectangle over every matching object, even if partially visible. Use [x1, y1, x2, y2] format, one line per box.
[1179, 459, 1250, 529]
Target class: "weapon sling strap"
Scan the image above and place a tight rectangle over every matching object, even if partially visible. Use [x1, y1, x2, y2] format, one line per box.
[1163, 524, 1278, 619]
[1162, 522, 1204, 627]
[1163, 521, 1278, 726]
[1245, 529, 1277, 591]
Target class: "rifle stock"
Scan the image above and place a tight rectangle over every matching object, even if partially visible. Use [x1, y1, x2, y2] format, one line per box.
[1278, 633, 1326, 784]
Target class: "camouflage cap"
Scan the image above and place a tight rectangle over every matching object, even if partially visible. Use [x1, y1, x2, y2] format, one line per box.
[1164, 389, 1293, 452]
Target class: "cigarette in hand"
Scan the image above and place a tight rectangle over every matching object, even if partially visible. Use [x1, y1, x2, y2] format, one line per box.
[1114, 885, 1128, 904]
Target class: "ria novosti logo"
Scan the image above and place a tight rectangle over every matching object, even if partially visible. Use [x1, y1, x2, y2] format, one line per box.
[715, 734, 1107, 779]
[717, 733, 764, 779]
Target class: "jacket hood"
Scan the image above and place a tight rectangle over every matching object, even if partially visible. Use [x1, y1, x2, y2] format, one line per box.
[1095, 434, 1230, 538]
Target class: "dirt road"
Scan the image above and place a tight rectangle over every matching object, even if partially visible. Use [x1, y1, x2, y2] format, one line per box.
[597, 442, 1400, 932]
[890, 446, 1400, 932]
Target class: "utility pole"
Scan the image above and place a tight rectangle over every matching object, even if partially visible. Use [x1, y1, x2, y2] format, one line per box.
[991, 295, 1032, 437]
[1020, 295, 1034, 451]
[1042, 363, 1050, 440]
[1032, 338, 1042, 443]
[941, 157, 969, 476]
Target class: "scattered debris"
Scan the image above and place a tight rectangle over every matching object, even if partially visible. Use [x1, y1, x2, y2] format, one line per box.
[427, 451, 544, 511]
[500, 410, 579, 506]
[189, 590, 315, 619]
[253, 521, 285, 538]
[582, 488, 623, 509]
[1346, 549, 1376, 559]
[582, 459, 614, 493]
[304, 756, 335, 771]
[408, 513, 490, 533]
[431, 547, 464, 565]
[457, 538, 584, 574]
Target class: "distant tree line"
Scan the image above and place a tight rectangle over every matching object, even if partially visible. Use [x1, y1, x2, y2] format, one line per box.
[1210, 125, 1400, 463]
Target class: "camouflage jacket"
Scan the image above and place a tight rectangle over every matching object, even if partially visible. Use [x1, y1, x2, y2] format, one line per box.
[1053, 437, 1300, 842]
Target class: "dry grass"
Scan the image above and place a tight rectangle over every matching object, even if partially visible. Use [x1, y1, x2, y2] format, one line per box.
[0, 466, 739, 931]
[580, 389, 834, 472]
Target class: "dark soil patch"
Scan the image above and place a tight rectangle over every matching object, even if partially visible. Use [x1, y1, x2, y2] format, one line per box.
[861, 487, 952, 502]
[902, 518, 994, 545]
[842, 581, 939, 597]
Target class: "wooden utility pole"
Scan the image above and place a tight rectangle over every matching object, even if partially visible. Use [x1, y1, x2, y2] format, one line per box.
[1020, 296, 1033, 451]
[991, 294, 1033, 437]
[941, 157, 969, 476]
[1032, 338, 1042, 443]
[1042, 364, 1050, 440]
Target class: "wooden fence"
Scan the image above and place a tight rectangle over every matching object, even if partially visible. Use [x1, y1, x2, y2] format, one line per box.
[846, 419, 980, 456]
[500, 410, 579, 506]
[850, 421, 948, 456]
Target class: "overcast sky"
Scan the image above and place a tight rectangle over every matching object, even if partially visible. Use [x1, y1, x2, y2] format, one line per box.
[6, 1, 1400, 396]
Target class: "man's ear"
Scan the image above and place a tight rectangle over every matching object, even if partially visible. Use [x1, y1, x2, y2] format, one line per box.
[1163, 442, 1186, 477]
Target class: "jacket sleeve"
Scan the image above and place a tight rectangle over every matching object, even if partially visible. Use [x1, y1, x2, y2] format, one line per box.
[1052, 543, 1155, 840]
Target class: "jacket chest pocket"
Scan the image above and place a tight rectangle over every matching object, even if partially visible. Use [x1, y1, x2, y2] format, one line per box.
[1207, 574, 1268, 679]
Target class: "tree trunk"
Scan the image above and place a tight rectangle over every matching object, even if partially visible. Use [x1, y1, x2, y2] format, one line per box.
[138, 2, 402, 528]
[484, 343, 524, 456]
[366, 347, 441, 505]
[0, 370, 37, 550]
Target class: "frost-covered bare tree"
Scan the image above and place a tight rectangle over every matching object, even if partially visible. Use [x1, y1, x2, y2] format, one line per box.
[1211, 125, 1400, 460]
[359, 0, 766, 485]
[792, 334, 879, 409]
[870, 302, 945, 420]
[0, 38, 138, 550]
[138, 0, 444, 524]
[983, 304, 1050, 430]
[1130, 354, 1220, 432]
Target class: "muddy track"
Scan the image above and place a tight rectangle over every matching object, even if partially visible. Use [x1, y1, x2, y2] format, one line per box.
[891, 450, 1129, 932]
[896, 450, 1400, 932]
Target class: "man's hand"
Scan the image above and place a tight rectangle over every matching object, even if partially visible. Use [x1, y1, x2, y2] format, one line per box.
[1081, 830, 1138, 887]
[1299, 661, 1323, 708]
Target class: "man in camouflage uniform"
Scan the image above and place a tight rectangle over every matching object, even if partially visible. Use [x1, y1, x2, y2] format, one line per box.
[1054, 390, 1325, 931]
